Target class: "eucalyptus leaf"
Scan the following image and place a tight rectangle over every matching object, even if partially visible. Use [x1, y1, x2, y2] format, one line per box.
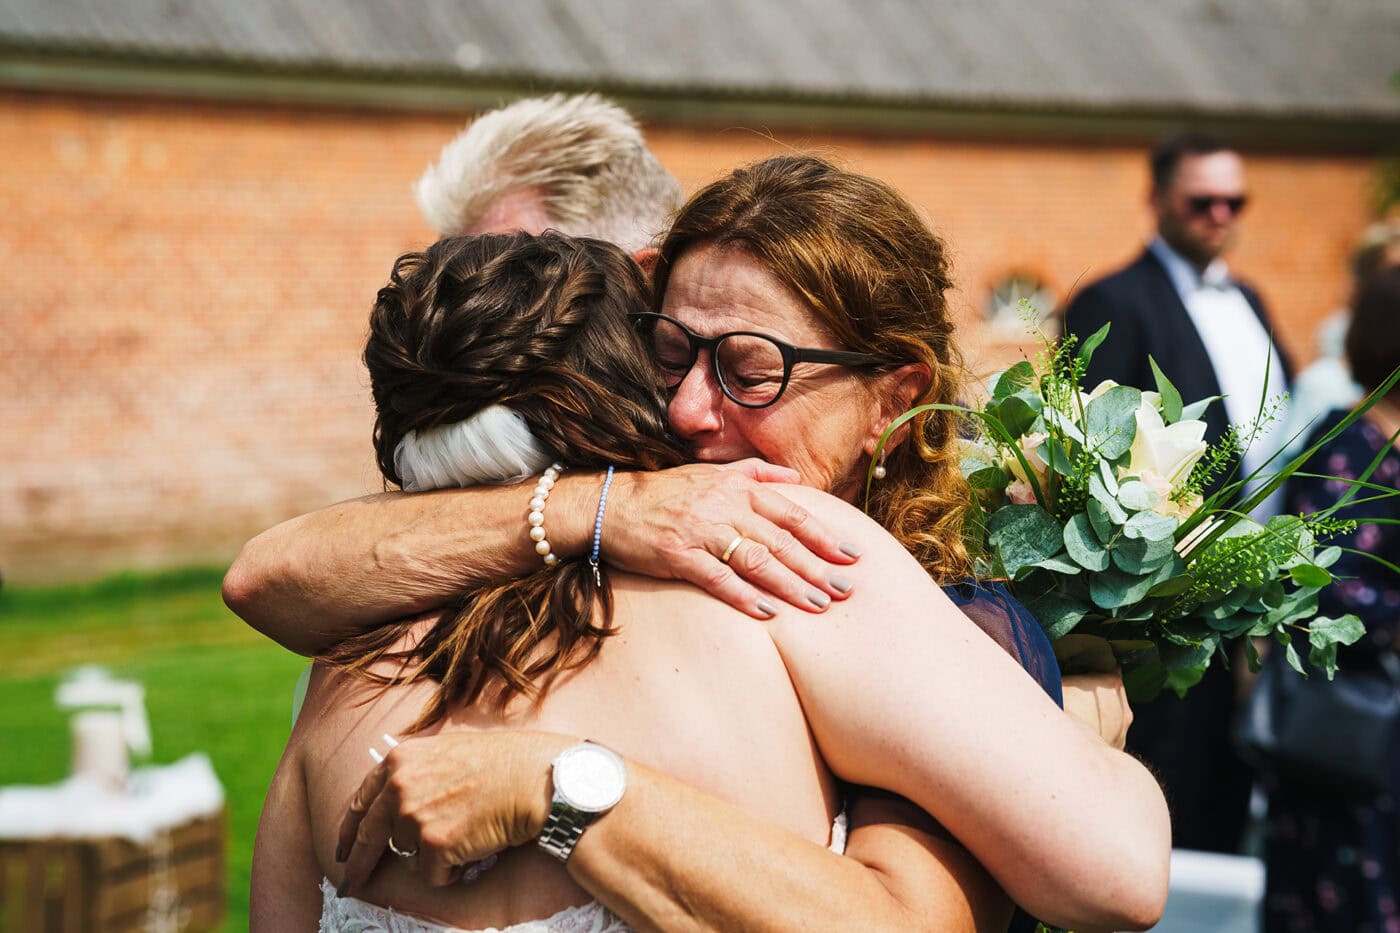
[1123, 510, 1179, 542]
[1034, 554, 1084, 576]
[1086, 498, 1118, 543]
[1088, 476, 1129, 524]
[1089, 568, 1157, 609]
[1115, 600, 1159, 621]
[1097, 458, 1121, 496]
[1148, 357, 1184, 423]
[1024, 592, 1090, 640]
[1117, 480, 1159, 512]
[1085, 386, 1141, 460]
[1064, 514, 1110, 571]
[1112, 535, 1176, 574]
[988, 505, 1063, 577]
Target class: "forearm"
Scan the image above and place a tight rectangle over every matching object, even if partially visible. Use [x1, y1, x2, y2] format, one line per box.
[570, 765, 987, 933]
[223, 480, 596, 655]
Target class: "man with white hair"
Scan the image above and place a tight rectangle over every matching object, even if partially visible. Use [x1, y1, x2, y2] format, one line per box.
[414, 93, 682, 257]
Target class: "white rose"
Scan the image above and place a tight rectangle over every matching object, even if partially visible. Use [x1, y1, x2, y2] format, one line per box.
[1126, 400, 1208, 485]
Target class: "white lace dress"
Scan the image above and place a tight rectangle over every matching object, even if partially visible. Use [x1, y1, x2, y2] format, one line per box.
[319, 813, 848, 932]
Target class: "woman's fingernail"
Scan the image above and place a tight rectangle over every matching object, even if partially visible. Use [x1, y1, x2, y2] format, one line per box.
[829, 574, 853, 594]
[757, 599, 778, 618]
[838, 542, 863, 559]
[335, 843, 347, 863]
[808, 589, 831, 609]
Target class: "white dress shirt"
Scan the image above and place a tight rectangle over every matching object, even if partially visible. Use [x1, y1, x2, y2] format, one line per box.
[1148, 238, 1289, 519]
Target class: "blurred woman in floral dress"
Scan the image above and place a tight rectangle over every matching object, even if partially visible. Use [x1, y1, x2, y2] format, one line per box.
[1266, 266, 1400, 933]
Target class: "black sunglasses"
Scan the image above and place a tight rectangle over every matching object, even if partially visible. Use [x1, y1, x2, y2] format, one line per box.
[1186, 195, 1248, 217]
[631, 312, 895, 409]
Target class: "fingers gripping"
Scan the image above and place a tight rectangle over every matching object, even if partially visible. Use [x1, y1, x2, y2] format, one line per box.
[338, 767, 400, 896]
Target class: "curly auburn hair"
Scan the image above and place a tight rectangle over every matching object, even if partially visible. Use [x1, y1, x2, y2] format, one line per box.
[653, 155, 974, 583]
[329, 231, 686, 726]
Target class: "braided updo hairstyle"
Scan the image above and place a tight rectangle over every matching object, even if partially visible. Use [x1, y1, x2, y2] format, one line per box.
[329, 231, 686, 725]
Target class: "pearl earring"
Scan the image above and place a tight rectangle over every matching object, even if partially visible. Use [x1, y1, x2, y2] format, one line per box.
[873, 451, 888, 480]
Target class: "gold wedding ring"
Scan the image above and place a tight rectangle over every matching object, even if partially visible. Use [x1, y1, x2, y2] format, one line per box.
[720, 534, 747, 565]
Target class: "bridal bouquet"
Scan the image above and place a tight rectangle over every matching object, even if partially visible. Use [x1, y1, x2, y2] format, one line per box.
[876, 314, 1397, 701]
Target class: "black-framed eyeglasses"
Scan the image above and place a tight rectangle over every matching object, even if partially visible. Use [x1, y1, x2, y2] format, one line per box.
[1186, 194, 1247, 217]
[631, 312, 896, 409]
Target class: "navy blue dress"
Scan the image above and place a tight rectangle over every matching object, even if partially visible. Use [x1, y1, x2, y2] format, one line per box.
[945, 579, 1063, 708]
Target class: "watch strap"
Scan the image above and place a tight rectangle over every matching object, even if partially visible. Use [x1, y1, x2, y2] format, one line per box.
[537, 797, 600, 862]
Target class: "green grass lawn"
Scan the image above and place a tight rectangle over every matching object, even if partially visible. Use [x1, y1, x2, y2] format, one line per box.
[0, 568, 307, 932]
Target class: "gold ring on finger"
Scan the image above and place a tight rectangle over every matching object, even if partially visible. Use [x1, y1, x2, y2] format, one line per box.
[720, 534, 747, 565]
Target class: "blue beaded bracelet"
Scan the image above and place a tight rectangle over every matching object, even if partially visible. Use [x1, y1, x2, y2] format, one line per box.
[588, 465, 616, 588]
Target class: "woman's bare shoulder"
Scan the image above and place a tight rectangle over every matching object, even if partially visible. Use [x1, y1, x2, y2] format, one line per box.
[763, 484, 963, 625]
[768, 485, 923, 566]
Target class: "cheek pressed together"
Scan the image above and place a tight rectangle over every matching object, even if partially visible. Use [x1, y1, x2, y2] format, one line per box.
[656, 244, 888, 502]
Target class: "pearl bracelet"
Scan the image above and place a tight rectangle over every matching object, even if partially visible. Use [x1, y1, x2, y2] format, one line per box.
[528, 462, 566, 568]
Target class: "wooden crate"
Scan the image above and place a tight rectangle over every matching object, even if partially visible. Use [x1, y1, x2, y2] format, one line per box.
[0, 808, 224, 933]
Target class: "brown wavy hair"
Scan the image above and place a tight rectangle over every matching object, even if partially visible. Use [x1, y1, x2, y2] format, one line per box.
[653, 155, 973, 582]
[327, 231, 686, 726]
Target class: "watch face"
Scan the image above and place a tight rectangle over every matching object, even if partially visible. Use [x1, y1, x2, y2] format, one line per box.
[556, 743, 627, 812]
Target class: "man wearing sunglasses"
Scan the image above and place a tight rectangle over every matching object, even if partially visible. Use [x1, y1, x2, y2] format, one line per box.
[1064, 132, 1293, 858]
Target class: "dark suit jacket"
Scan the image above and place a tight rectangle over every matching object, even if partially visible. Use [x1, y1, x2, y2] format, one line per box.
[1062, 248, 1292, 854]
[1063, 248, 1292, 454]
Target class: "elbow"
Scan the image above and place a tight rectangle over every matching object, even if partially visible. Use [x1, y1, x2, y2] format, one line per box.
[223, 533, 288, 641]
[1044, 762, 1171, 932]
[222, 544, 263, 624]
[1096, 861, 1169, 932]
[1087, 782, 1172, 931]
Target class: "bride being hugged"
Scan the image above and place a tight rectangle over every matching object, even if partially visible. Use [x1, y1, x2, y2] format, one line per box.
[252, 229, 1169, 929]
[254, 232, 847, 930]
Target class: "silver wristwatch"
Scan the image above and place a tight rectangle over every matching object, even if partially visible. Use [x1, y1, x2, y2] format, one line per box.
[537, 741, 628, 863]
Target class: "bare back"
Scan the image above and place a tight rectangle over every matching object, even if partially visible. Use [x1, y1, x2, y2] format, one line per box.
[278, 573, 839, 928]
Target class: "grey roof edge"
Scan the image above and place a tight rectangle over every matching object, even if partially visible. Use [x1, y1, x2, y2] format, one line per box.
[2, 43, 1397, 152]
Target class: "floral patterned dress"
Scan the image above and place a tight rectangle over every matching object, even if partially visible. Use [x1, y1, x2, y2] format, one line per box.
[1264, 410, 1400, 933]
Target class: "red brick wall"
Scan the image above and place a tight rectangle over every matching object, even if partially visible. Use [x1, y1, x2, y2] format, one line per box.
[0, 90, 1381, 581]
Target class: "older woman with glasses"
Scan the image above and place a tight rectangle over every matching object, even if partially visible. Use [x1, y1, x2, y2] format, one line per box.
[230, 155, 1165, 930]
